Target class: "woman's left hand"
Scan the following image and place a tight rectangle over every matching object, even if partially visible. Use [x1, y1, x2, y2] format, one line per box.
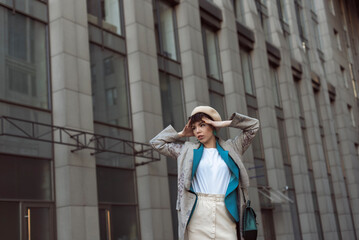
[202, 117, 231, 128]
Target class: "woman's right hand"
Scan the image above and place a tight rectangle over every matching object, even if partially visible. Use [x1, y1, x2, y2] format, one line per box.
[178, 119, 194, 138]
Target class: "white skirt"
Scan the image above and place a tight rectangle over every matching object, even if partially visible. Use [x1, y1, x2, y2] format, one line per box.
[187, 193, 237, 240]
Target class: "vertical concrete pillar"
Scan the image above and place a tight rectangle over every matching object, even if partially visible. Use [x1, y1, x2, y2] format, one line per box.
[49, 0, 100, 239]
[213, 1, 265, 239]
[123, 0, 173, 239]
[176, 0, 210, 113]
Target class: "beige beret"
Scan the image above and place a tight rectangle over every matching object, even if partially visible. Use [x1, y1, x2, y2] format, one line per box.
[190, 106, 222, 121]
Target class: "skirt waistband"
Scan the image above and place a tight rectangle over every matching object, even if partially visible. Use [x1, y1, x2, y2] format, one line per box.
[196, 192, 225, 201]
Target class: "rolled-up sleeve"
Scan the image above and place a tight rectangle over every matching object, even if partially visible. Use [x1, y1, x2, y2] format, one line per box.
[149, 125, 184, 159]
[228, 113, 260, 155]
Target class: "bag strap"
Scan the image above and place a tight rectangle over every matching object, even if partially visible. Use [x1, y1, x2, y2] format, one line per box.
[241, 187, 247, 203]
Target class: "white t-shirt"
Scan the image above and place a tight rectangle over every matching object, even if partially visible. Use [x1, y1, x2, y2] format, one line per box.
[192, 148, 231, 194]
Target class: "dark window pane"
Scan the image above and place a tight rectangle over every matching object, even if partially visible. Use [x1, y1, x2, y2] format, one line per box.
[97, 167, 136, 203]
[284, 165, 293, 188]
[240, 49, 255, 95]
[15, 0, 48, 22]
[112, 206, 139, 240]
[0, 202, 20, 240]
[277, 118, 290, 164]
[288, 190, 302, 240]
[159, 72, 185, 131]
[0, 155, 52, 200]
[99, 209, 109, 240]
[202, 27, 222, 81]
[90, 44, 131, 128]
[270, 67, 281, 107]
[0, 0, 13, 7]
[0, 8, 49, 109]
[261, 209, 276, 240]
[26, 207, 51, 240]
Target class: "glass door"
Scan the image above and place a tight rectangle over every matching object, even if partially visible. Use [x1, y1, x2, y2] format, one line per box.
[22, 203, 54, 240]
[99, 205, 112, 240]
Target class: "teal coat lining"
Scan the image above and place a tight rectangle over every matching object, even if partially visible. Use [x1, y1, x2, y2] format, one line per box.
[190, 142, 239, 222]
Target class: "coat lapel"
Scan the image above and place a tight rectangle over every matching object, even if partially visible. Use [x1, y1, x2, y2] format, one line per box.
[216, 142, 239, 180]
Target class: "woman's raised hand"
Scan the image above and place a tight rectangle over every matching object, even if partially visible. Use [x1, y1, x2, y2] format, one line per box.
[202, 117, 231, 128]
[178, 119, 194, 137]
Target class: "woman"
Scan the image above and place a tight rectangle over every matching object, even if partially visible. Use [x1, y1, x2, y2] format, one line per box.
[150, 106, 259, 240]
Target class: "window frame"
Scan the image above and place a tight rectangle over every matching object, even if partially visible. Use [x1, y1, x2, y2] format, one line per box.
[0, 3, 51, 111]
[202, 24, 223, 82]
[87, 0, 125, 37]
[89, 41, 132, 130]
[153, 0, 181, 62]
[240, 48, 256, 96]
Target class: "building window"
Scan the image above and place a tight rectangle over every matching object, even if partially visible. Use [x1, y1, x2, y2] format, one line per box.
[232, 0, 245, 23]
[329, 0, 336, 15]
[97, 166, 140, 240]
[202, 26, 222, 81]
[159, 72, 186, 131]
[348, 105, 355, 127]
[240, 49, 256, 95]
[294, 81, 304, 118]
[270, 66, 281, 108]
[106, 88, 118, 106]
[334, 29, 342, 51]
[87, 0, 123, 35]
[0, 154, 55, 240]
[349, 63, 358, 98]
[313, 21, 323, 52]
[308, 171, 325, 240]
[311, 8, 322, 53]
[277, 0, 288, 23]
[154, 0, 179, 61]
[341, 66, 349, 88]
[0, 5, 49, 109]
[277, 0, 289, 34]
[295, 0, 306, 43]
[255, 0, 270, 40]
[90, 44, 131, 128]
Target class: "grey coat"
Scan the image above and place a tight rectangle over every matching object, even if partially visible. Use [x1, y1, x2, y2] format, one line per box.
[150, 113, 259, 240]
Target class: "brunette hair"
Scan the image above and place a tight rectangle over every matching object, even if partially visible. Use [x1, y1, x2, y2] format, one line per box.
[189, 112, 214, 129]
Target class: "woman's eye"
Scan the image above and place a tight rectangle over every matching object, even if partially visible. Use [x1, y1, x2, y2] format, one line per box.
[200, 123, 206, 127]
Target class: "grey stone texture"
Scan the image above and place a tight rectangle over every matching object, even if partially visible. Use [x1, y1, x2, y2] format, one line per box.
[49, 0, 100, 239]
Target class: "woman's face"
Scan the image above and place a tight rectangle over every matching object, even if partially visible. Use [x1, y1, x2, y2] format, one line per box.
[191, 120, 215, 145]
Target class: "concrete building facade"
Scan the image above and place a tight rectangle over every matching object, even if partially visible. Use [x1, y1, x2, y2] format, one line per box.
[0, 0, 358, 239]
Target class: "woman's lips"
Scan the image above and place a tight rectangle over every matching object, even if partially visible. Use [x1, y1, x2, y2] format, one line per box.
[197, 135, 204, 140]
